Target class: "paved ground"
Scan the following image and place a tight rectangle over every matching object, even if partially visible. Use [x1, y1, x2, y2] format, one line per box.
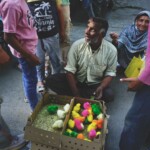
[0, 6, 149, 150]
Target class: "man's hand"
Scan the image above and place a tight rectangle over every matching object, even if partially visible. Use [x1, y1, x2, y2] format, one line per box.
[94, 86, 103, 100]
[120, 78, 144, 91]
[94, 76, 113, 99]
[25, 53, 40, 66]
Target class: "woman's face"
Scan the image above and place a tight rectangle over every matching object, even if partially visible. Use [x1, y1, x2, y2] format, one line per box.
[136, 15, 149, 31]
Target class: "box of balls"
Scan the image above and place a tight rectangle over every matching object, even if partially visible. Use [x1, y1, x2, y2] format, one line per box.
[24, 94, 108, 150]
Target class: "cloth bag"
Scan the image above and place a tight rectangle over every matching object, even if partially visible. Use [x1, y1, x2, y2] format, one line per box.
[124, 56, 144, 78]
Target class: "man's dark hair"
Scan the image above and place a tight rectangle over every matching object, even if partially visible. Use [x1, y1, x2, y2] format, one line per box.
[90, 17, 109, 37]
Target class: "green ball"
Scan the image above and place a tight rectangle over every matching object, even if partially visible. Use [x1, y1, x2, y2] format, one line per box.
[64, 131, 70, 136]
[91, 103, 101, 115]
[71, 131, 78, 137]
[47, 105, 58, 114]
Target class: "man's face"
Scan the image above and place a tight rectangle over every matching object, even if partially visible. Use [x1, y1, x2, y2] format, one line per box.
[85, 19, 103, 45]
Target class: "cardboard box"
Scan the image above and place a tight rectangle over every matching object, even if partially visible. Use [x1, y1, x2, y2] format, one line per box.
[24, 94, 108, 150]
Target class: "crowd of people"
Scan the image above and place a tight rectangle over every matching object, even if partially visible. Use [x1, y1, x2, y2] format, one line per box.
[0, 0, 150, 149]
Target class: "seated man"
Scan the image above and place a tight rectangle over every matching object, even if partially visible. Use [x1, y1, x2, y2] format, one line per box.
[46, 17, 117, 102]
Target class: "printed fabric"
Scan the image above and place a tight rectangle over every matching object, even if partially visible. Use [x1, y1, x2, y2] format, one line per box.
[28, 0, 59, 39]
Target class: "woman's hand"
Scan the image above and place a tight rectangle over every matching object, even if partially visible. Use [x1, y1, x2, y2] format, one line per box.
[110, 32, 119, 40]
[110, 32, 119, 46]
[120, 78, 144, 91]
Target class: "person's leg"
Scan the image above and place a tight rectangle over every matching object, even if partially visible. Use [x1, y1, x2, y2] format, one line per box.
[44, 35, 63, 74]
[61, 5, 71, 65]
[0, 98, 26, 149]
[36, 39, 46, 92]
[118, 44, 136, 69]
[119, 85, 150, 150]
[0, 116, 12, 148]
[82, 0, 95, 18]
[61, 5, 71, 44]
[102, 87, 114, 102]
[61, 45, 71, 66]
[2, 134, 26, 150]
[86, 3, 95, 18]
[46, 73, 72, 95]
[0, 128, 26, 149]
[78, 83, 95, 99]
[18, 58, 38, 111]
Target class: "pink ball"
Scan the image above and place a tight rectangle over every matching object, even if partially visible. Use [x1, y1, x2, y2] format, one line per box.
[83, 102, 90, 109]
[88, 129, 96, 140]
[81, 110, 89, 117]
[74, 119, 84, 131]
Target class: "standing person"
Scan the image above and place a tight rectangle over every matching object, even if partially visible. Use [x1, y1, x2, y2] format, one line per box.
[119, 23, 150, 150]
[110, 11, 150, 69]
[27, 0, 65, 93]
[46, 17, 117, 102]
[0, 0, 40, 111]
[60, 0, 72, 65]
[81, 0, 95, 18]
[0, 19, 26, 149]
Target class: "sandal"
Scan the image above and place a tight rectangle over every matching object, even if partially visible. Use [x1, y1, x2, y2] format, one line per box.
[45, 70, 49, 78]
[24, 97, 29, 103]
[1, 133, 27, 150]
[37, 85, 45, 93]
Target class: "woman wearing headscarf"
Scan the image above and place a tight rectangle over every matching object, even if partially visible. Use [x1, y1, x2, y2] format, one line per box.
[110, 10, 150, 69]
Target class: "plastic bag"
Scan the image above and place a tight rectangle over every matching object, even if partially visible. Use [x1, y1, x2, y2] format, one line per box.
[124, 56, 144, 78]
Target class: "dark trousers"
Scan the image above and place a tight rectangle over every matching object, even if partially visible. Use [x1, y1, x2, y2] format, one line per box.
[46, 73, 114, 102]
[119, 85, 150, 150]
